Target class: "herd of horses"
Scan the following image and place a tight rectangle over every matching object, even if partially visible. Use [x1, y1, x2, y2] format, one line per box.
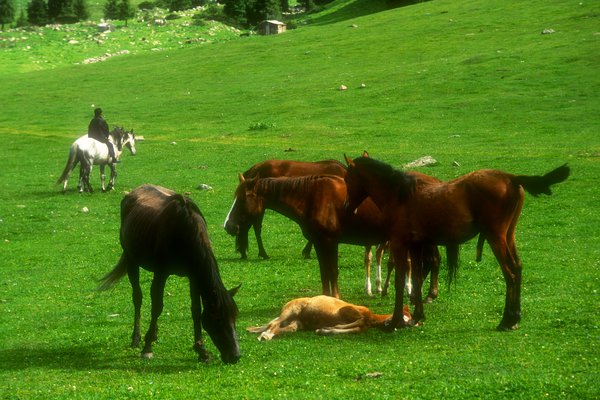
[59, 134, 570, 364]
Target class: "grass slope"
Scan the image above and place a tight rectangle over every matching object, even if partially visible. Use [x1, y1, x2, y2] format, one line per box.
[1, 0, 599, 398]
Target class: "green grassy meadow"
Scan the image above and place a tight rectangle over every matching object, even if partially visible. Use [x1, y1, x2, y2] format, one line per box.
[1, 0, 599, 398]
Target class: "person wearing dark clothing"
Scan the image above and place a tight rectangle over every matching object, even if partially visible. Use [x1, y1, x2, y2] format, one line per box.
[88, 108, 117, 163]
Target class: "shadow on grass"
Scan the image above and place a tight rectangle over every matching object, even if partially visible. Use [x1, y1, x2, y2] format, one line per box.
[308, 0, 431, 26]
[0, 344, 209, 374]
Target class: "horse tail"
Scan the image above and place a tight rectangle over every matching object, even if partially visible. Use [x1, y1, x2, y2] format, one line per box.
[97, 255, 128, 291]
[512, 164, 570, 197]
[56, 144, 78, 185]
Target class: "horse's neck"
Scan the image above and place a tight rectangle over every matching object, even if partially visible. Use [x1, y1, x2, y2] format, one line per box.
[259, 181, 307, 221]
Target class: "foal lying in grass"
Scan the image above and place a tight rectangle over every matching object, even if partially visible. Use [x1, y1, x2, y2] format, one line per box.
[247, 295, 410, 340]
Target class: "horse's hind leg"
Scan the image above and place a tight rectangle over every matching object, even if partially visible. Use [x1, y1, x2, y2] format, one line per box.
[364, 245, 373, 296]
[106, 164, 117, 191]
[141, 273, 168, 358]
[424, 245, 440, 303]
[475, 233, 486, 262]
[189, 280, 210, 362]
[126, 263, 142, 348]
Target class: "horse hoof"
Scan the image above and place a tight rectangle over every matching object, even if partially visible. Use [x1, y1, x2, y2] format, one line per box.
[497, 323, 519, 331]
[140, 352, 154, 359]
[198, 349, 212, 363]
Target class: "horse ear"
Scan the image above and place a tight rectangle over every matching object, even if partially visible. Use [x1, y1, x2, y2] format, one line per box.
[228, 284, 241, 298]
[238, 173, 245, 183]
[362, 150, 370, 158]
[344, 154, 355, 167]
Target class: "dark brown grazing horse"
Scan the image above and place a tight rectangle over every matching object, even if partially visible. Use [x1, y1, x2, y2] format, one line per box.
[227, 159, 347, 260]
[98, 184, 241, 364]
[224, 174, 440, 299]
[343, 154, 570, 331]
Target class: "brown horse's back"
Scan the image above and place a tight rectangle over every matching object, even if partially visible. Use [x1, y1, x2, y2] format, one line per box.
[244, 159, 347, 179]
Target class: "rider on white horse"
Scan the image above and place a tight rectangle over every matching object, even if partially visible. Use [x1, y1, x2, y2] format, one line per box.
[88, 108, 118, 164]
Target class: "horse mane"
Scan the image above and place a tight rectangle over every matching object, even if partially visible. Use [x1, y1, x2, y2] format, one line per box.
[353, 157, 416, 200]
[172, 195, 239, 319]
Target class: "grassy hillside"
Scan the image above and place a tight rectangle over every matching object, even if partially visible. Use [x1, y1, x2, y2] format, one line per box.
[1, 0, 599, 398]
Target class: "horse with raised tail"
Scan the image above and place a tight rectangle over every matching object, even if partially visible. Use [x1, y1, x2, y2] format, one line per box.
[344, 154, 570, 331]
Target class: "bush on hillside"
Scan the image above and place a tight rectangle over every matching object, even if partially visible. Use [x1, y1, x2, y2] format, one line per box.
[138, 1, 156, 10]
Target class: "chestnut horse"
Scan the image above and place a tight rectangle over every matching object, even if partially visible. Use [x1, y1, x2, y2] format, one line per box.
[247, 295, 411, 340]
[228, 159, 347, 260]
[224, 174, 440, 299]
[343, 155, 570, 331]
[98, 185, 240, 364]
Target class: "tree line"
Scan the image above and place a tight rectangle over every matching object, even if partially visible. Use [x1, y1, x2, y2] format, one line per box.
[0, 0, 332, 30]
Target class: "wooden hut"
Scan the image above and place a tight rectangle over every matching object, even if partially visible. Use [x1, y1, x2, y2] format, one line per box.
[259, 20, 287, 35]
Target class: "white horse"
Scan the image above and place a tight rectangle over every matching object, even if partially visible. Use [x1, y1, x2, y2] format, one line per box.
[56, 127, 137, 193]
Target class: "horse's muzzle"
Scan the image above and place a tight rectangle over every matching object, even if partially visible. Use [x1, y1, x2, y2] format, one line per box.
[224, 220, 239, 236]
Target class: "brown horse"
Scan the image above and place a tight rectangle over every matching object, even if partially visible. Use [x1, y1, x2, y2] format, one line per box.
[98, 184, 241, 363]
[344, 154, 570, 331]
[227, 159, 347, 260]
[247, 295, 411, 340]
[224, 174, 440, 299]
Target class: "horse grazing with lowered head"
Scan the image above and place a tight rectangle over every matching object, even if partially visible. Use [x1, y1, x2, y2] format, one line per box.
[56, 127, 137, 193]
[98, 184, 240, 364]
[224, 173, 440, 299]
[247, 295, 411, 340]
[343, 154, 570, 331]
[227, 159, 347, 260]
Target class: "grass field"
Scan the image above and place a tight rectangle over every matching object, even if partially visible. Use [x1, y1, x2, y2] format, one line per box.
[1, 0, 599, 398]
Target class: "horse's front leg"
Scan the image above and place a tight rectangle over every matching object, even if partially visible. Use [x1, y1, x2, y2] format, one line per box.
[408, 245, 425, 324]
[313, 240, 340, 298]
[189, 280, 210, 362]
[100, 164, 106, 192]
[141, 274, 168, 359]
[253, 215, 269, 259]
[384, 244, 410, 331]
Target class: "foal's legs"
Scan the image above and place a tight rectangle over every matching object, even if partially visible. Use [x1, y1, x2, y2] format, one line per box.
[189, 280, 210, 362]
[141, 273, 168, 358]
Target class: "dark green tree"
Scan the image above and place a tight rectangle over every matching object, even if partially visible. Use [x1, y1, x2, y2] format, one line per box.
[169, 0, 191, 12]
[298, 0, 314, 12]
[16, 7, 27, 26]
[279, 0, 288, 13]
[27, 0, 48, 25]
[0, 0, 15, 30]
[118, 0, 134, 25]
[47, 0, 66, 20]
[223, 0, 247, 26]
[103, 0, 118, 19]
[73, 0, 88, 20]
[248, 0, 280, 26]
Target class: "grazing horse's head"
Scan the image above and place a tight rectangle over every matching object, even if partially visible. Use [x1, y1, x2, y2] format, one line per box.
[224, 174, 265, 236]
[122, 129, 137, 155]
[201, 284, 241, 364]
